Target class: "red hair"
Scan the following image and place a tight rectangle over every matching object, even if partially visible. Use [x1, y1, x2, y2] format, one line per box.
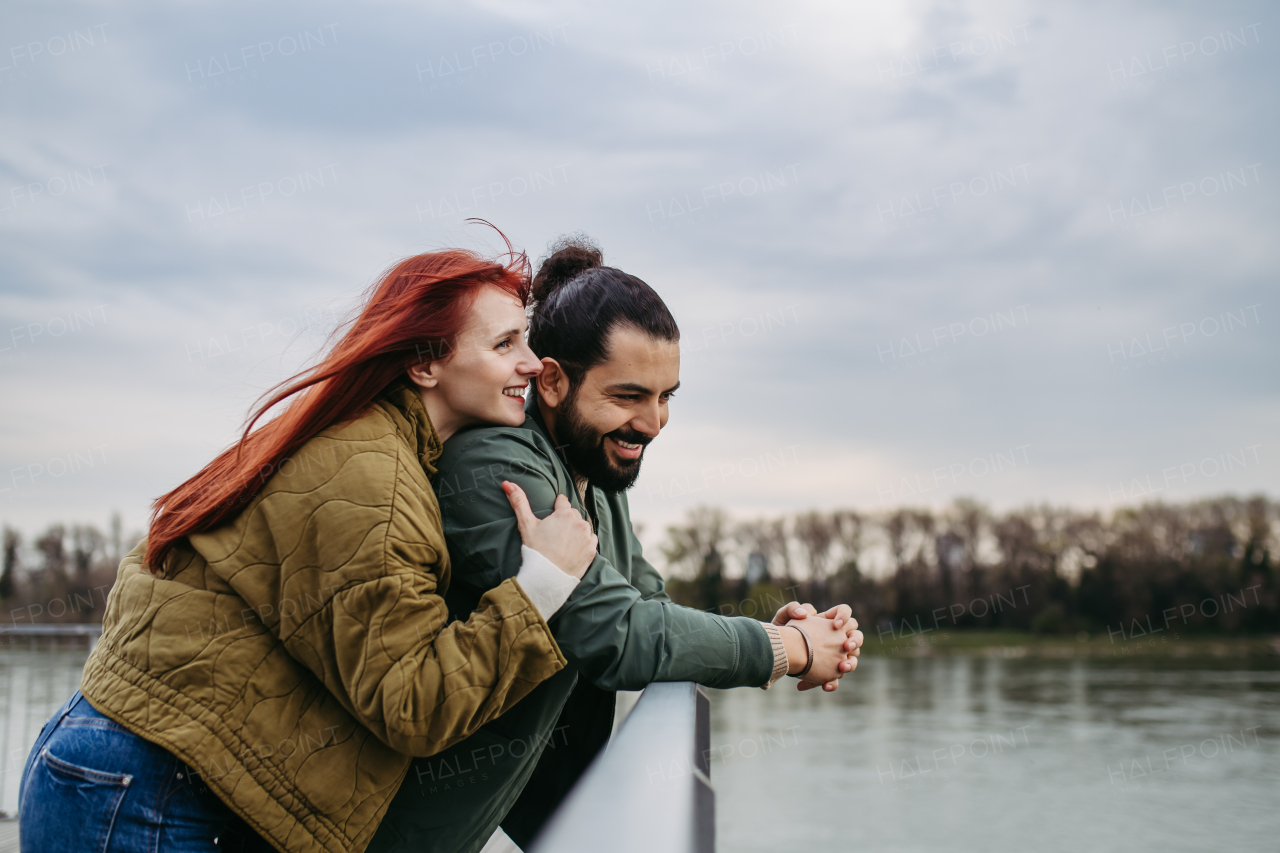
[145, 229, 531, 577]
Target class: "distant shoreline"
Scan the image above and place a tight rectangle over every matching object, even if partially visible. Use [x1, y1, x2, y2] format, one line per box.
[867, 629, 1280, 658]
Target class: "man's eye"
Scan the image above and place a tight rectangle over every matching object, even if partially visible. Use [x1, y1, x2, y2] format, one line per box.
[661, 392, 675, 401]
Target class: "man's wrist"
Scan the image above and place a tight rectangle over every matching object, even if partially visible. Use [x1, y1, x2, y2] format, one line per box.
[759, 623, 789, 689]
[781, 625, 809, 675]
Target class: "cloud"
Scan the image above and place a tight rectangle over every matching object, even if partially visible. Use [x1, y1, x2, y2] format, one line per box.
[1, 0, 1276, 536]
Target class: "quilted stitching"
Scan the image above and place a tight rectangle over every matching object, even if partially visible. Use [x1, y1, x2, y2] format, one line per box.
[81, 384, 567, 853]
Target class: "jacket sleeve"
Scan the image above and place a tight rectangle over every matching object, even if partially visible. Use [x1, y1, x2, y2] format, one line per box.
[438, 431, 773, 692]
[204, 435, 567, 758]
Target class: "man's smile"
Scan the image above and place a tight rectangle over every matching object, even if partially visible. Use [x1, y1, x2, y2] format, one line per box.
[607, 436, 644, 460]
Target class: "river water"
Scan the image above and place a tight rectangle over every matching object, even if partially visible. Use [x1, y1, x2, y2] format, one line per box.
[0, 646, 89, 818]
[2, 648, 1277, 851]
[711, 655, 1280, 853]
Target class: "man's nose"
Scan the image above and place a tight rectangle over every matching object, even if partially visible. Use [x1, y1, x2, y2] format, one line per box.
[631, 399, 662, 437]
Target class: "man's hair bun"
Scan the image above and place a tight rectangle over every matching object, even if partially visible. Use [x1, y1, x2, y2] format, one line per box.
[531, 234, 603, 303]
[527, 232, 679, 393]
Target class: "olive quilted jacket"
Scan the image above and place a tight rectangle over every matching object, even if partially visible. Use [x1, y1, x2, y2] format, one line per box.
[79, 381, 567, 853]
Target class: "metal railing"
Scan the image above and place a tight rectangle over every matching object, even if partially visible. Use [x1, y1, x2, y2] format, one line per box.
[0, 625, 101, 817]
[0, 631, 719, 850]
[531, 682, 714, 853]
[0, 624, 101, 649]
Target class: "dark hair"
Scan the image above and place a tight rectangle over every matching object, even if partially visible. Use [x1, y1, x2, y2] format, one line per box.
[529, 234, 679, 384]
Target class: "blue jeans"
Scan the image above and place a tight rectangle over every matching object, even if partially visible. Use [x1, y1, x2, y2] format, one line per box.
[18, 691, 273, 852]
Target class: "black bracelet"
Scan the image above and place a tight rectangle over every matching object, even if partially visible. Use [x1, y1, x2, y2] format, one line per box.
[787, 625, 814, 678]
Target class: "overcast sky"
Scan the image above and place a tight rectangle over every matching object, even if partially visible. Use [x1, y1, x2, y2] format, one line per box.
[1, 0, 1276, 548]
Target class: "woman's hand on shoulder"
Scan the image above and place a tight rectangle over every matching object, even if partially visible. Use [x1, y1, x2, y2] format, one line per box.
[503, 481, 597, 579]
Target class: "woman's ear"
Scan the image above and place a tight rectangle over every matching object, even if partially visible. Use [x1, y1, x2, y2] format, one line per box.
[406, 361, 439, 390]
[537, 358, 570, 407]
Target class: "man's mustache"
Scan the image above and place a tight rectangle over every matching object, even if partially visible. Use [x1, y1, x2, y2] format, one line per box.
[604, 427, 652, 447]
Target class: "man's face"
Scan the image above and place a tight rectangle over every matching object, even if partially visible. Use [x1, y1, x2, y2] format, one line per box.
[555, 326, 681, 493]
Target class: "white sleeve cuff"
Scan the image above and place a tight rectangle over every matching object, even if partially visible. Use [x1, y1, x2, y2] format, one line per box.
[514, 545, 580, 621]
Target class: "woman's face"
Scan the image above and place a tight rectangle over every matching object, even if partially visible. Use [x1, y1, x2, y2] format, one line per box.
[408, 285, 541, 441]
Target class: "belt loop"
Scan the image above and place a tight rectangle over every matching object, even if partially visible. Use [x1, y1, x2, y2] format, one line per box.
[59, 689, 86, 724]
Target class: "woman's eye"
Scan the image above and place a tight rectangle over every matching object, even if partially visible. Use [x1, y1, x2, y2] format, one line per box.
[496, 338, 512, 350]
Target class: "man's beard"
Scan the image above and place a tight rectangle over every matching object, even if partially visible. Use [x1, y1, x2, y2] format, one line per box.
[557, 389, 652, 493]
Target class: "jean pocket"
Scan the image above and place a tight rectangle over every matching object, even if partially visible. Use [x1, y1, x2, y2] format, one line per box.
[19, 748, 133, 853]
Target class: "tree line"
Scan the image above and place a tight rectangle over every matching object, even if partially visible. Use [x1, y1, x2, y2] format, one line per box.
[660, 496, 1277, 638]
[2, 515, 129, 626]
[3, 496, 1276, 638]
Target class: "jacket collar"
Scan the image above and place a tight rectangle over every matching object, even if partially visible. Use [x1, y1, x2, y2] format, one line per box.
[526, 392, 585, 493]
[381, 379, 443, 479]
[525, 392, 565, 465]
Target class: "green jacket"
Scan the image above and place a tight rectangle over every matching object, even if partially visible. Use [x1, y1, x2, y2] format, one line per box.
[369, 400, 774, 853]
[81, 382, 566, 853]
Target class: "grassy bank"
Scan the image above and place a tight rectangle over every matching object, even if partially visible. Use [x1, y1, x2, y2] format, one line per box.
[865, 629, 1280, 658]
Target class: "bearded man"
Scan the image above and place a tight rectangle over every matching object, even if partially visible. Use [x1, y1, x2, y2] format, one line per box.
[368, 237, 862, 853]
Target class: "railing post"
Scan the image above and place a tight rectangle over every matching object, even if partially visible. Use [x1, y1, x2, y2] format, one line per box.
[692, 685, 714, 852]
[531, 682, 716, 853]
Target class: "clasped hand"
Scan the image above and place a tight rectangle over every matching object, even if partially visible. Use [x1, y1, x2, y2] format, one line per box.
[771, 601, 863, 692]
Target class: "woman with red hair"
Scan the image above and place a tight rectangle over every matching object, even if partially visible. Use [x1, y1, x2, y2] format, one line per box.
[17, 234, 597, 853]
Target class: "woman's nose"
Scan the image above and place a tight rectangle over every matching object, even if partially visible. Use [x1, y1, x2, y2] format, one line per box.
[516, 341, 543, 375]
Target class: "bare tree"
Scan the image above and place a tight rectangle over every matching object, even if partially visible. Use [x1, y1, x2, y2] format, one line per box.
[71, 525, 105, 576]
[35, 525, 68, 585]
[663, 507, 728, 575]
[663, 507, 730, 611]
[794, 511, 837, 601]
[1, 527, 18, 600]
[832, 510, 864, 573]
[734, 517, 793, 587]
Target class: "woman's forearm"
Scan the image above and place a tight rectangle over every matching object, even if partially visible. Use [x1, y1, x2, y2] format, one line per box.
[513, 545, 580, 619]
